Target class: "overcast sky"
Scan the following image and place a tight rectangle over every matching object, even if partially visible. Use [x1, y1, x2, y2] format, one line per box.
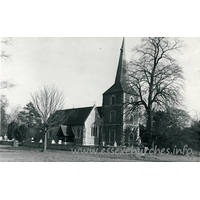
[1, 37, 200, 118]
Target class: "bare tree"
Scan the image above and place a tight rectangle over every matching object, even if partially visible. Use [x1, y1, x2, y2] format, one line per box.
[1, 81, 15, 89]
[1, 37, 15, 89]
[1, 37, 12, 61]
[7, 105, 22, 124]
[127, 37, 184, 147]
[31, 84, 65, 152]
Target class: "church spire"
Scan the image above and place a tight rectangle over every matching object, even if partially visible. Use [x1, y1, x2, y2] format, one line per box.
[103, 37, 128, 95]
[115, 37, 126, 85]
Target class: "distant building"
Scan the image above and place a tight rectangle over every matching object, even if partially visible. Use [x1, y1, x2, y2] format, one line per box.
[48, 38, 139, 146]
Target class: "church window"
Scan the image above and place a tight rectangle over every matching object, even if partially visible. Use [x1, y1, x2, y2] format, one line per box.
[130, 115, 134, 123]
[110, 95, 116, 105]
[110, 111, 116, 122]
[91, 125, 97, 137]
[130, 96, 134, 103]
[91, 126, 94, 136]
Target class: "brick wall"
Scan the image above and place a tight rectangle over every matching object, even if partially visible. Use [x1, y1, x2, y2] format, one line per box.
[103, 92, 123, 146]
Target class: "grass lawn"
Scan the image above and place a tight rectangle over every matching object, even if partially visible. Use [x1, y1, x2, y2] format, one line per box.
[0, 144, 199, 162]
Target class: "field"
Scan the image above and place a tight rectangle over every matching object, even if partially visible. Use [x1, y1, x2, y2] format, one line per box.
[0, 144, 199, 162]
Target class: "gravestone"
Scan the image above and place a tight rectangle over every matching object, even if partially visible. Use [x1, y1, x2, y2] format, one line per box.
[13, 140, 18, 147]
[58, 140, 62, 144]
[39, 139, 43, 143]
[51, 140, 56, 144]
[39, 139, 43, 147]
[4, 135, 7, 141]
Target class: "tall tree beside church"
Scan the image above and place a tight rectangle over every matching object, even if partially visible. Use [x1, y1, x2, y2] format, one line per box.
[127, 37, 184, 147]
[31, 84, 65, 152]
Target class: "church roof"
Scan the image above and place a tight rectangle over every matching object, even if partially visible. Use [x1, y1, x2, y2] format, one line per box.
[62, 107, 93, 125]
[51, 106, 102, 126]
[103, 83, 123, 94]
[103, 38, 129, 95]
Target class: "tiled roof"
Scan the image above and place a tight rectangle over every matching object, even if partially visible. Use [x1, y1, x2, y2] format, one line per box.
[63, 107, 93, 125]
[52, 106, 94, 126]
[103, 83, 123, 94]
[50, 106, 103, 127]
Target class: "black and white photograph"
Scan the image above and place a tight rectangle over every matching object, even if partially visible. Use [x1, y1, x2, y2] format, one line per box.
[0, 1, 199, 200]
[1, 37, 199, 162]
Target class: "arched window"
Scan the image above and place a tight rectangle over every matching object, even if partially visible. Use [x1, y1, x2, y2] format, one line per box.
[110, 111, 116, 122]
[91, 124, 97, 137]
[130, 115, 134, 123]
[91, 124, 94, 136]
[110, 95, 116, 105]
[130, 96, 134, 103]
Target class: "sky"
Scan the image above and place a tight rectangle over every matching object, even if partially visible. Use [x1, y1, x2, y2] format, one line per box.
[1, 37, 200, 118]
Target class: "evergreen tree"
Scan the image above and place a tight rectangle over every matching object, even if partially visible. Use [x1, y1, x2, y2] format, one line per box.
[7, 121, 18, 140]
[18, 102, 41, 127]
[14, 124, 29, 142]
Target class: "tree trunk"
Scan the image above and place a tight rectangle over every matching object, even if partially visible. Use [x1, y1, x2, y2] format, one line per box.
[146, 108, 154, 148]
[151, 140, 155, 149]
[146, 110, 153, 132]
[42, 132, 47, 152]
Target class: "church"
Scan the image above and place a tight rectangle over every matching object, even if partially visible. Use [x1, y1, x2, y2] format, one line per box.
[48, 38, 139, 147]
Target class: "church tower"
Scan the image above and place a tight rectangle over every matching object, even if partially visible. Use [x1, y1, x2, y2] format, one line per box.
[102, 38, 137, 146]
